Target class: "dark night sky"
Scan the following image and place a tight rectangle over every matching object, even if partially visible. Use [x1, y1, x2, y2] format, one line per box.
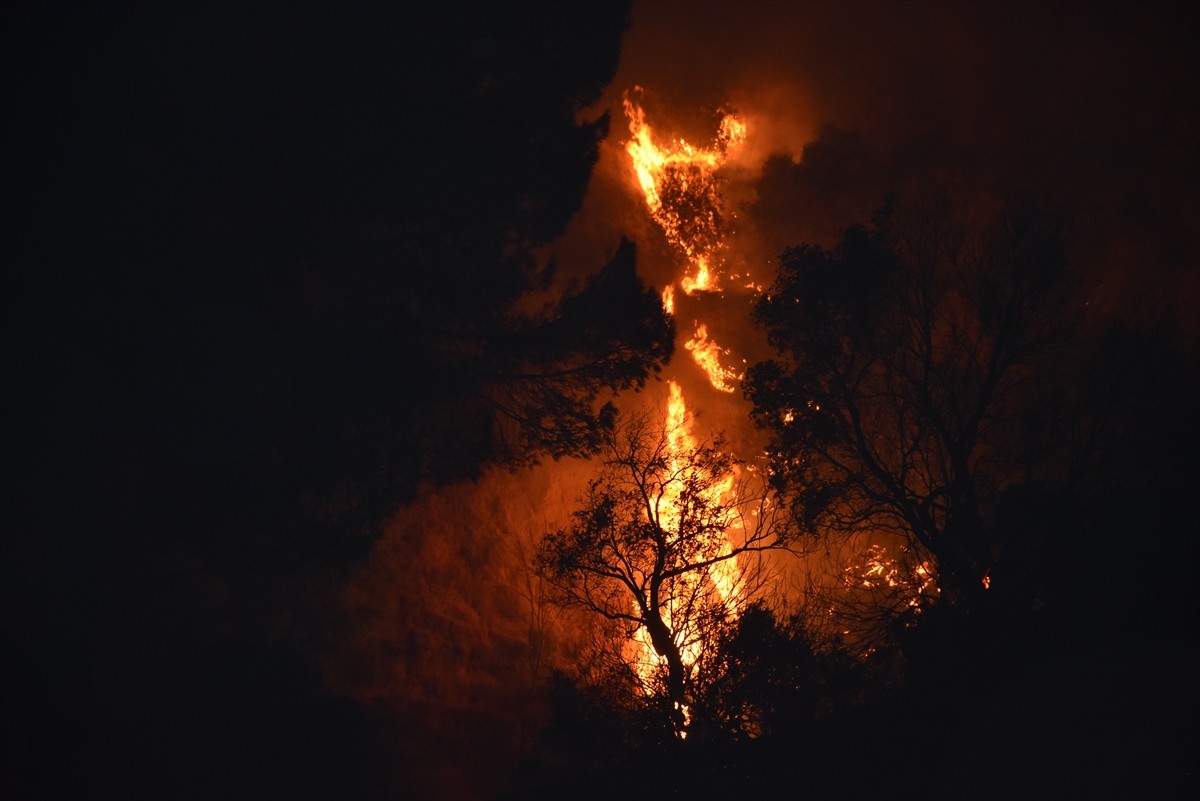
[4, 2, 1198, 800]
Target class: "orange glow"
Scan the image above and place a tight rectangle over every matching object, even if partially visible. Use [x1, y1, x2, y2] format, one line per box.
[624, 90, 747, 400]
[847, 543, 938, 613]
[623, 89, 744, 296]
[680, 256, 717, 294]
[626, 381, 741, 696]
[684, 323, 742, 393]
[665, 379, 689, 447]
[620, 93, 758, 721]
[660, 381, 736, 534]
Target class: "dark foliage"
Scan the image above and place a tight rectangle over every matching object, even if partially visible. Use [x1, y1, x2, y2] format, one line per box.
[690, 601, 864, 742]
[747, 198, 1067, 612]
[2, 3, 667, 799]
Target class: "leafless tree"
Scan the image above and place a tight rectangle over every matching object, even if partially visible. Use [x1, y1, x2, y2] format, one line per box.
[535, 410, 793, 735]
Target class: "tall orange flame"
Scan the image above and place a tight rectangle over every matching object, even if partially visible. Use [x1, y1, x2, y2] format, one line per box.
[684, 323, 742, 394]
[623, 89, 744, 297]
[622, 92, 752, 708]
[624, 89, 746, 393]
[626, 381, 741, 698]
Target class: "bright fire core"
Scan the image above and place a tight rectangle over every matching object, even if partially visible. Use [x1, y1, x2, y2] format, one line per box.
[625, 381, 741, 698]
[621, 92, 752, 708]
[620, 91, 939, 699]
[623, 89, 746, 394]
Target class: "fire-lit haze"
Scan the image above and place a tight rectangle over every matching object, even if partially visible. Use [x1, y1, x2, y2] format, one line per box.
[8, 3, 1197, 801]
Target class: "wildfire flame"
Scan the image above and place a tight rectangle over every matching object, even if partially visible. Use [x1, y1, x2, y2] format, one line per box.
[661, 284, 675, 317]
[663, 382, 738, 599]
[626, 381, 741, 697]
[854, 546, 935, 598]
[621, 89, 951, 695]
[844, 543, 939, 618]
[624, 89, 746, 393]
[684, 323, 742, 394]
[624, 94, 743, 268]
[620, 93, 765, 725]
[679, 255, 716, 295]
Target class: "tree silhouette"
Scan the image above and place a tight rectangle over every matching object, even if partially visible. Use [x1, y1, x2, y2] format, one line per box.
[689, 601, 833, 741]
[536, 412, 791, 736]
[476, 239, 675, 465]
[747, 198, 1067, 614]
[4, 5, 664, 798]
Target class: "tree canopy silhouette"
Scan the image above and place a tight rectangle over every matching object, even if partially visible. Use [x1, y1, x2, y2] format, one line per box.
[747, 198, 1067, 613]
[4, 4, 669, 798]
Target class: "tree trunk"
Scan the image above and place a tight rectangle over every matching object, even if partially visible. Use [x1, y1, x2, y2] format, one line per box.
[645, 615, 688, 735]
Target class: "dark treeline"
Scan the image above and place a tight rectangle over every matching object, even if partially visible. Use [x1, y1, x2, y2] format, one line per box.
[4, 3, 674, 799]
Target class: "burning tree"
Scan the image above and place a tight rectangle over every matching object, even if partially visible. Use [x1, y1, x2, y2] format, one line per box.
[535, 405, 791, 737]
[623, 91, 749, 394]
[747, 198, 1067, 615]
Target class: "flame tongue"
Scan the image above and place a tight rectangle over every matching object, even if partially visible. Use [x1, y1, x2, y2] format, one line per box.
[623, 89, 744, 297]
[678, 256, 715, 295]
[626, 381, 741, 696]
[684, 323, 741, 394]
[624, 89, 747, 393]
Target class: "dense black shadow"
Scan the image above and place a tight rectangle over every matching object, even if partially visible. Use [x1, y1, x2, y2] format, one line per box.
[3, 4, 658, 798]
